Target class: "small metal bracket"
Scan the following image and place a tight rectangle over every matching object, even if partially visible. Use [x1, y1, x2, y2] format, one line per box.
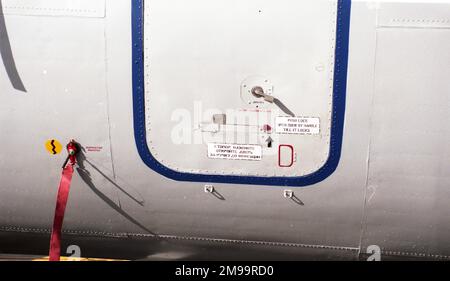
[204, 184, 215, 193]
[284, 190, 294, 199]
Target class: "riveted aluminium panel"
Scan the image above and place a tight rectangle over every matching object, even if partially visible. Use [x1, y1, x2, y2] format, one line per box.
[361, 24, 450, 257]
[132, 0, 351, 186]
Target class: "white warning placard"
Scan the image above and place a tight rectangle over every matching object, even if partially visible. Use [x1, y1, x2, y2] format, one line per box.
[275, 117, 320, 135]
[207, 143, 262, 161]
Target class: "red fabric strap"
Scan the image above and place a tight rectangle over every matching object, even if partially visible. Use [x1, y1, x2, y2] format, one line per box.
[49, 164, 74, 261]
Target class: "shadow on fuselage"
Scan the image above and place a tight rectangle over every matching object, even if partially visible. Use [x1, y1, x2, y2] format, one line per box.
[0, 2, 26, 92]
[289, 194, 305, 206]
[76, 148, 157, 236]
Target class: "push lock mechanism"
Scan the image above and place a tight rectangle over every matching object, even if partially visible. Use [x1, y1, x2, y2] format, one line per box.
[251, 86, 275, 103]
[240, 76, 295, 117]
[250, 86, 295, 117]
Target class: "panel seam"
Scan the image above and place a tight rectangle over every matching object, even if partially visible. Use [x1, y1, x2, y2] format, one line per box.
[357, 7, 380, 258]
[0, 225, 357, 253]
[3, 225, 450, 260]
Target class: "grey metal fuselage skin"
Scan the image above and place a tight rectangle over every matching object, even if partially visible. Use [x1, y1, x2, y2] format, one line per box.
[0, 0, 449, 260]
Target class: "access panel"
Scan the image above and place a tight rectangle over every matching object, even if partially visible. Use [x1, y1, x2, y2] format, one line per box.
[132, 0, 351, 186]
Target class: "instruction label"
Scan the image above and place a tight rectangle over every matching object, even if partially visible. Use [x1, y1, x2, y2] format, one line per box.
[275, 117, 320, 135]
[207, 143, 262, 161]
[86, 146, 103, 152]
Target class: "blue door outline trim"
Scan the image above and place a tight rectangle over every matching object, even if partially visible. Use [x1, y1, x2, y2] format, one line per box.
[132, 0, 352, 187]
